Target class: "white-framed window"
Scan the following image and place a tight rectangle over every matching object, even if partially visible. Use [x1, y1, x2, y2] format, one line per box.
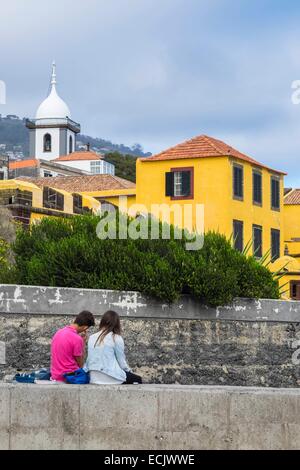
[90, 161, 102, 174]
[166, 169, 193, 199]
[90, 161, 115, 175]
[174, 172, 183, 197]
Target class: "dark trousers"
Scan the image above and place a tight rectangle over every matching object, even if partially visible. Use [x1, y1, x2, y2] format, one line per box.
[123, 371, 142, 384]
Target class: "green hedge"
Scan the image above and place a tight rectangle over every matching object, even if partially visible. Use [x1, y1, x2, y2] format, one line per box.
[0, 208, 17, 283]
[4, 214, 280, 306]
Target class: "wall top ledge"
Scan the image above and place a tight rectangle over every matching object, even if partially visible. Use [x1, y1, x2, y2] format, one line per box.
[0, 284, 299, 323]
[1, 382, 300, 395]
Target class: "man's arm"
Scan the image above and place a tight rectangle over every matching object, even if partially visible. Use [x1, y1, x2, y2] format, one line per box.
[74, 335, 86, 369]
[74, 356, 84, 368]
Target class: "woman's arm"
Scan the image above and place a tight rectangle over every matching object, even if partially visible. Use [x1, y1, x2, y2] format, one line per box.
[115, 336, 131, 372]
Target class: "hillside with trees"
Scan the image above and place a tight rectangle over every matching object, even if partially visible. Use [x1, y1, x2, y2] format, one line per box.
[105, 152, 137, 182]
[0, 115, 151, 159]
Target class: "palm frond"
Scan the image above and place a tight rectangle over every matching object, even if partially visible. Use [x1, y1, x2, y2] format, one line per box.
[258, 248, 271, 266]
[242, 238, 253, 256]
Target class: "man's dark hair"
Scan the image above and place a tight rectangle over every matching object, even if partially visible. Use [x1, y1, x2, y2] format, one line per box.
[75, 311, 95, 327]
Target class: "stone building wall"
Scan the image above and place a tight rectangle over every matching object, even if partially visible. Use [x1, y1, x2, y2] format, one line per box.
[0, 285, 300, 387]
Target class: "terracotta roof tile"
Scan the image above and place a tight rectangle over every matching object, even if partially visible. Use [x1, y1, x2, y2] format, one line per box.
[9, 159, 39, 170]
[52, 151, 104, 162]
[16, 174, 135, 193]
[141, 135, 286, 175]
[284, 189, 300, 205]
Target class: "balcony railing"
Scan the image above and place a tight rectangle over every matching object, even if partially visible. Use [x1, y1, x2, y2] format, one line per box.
[26, 118, 81, 133]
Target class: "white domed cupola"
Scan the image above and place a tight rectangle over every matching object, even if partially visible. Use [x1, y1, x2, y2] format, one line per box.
[26, 62, 80, 161]
[36, 63, 71, 119]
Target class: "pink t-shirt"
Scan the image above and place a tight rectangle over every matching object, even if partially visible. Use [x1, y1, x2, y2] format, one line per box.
[50, 326, 84, 382]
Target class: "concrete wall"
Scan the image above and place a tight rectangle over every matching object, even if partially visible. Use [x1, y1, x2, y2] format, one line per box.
[1, 284, 300, 321]
[0, 285, 300, 387]
[0, 383, 300, 450]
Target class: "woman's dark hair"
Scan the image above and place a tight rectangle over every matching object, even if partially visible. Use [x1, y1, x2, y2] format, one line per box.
[95, 310, 121, 346]
[75, 311, 95, 328]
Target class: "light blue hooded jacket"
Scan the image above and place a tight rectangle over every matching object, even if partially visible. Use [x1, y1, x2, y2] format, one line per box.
[84, 331, 131, 382]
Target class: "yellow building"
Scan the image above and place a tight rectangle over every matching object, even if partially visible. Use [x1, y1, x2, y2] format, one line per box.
[0, 175, 136, 225]
[270, 256, 300, 300]
[3, 134, 300, 300]
[282, 189, 300, 257]
[136, 135, 285, 261]
[268, 189, 300, 300]
[20, 174, 136, 214]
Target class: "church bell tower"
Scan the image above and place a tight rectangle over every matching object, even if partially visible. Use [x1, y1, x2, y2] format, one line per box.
[26, 62, 81, 161]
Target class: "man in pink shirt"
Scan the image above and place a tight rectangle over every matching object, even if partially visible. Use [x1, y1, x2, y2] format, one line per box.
[51, 311, 95, 382]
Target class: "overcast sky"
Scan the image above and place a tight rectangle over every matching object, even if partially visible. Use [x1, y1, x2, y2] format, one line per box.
[1, 0, 300, 185]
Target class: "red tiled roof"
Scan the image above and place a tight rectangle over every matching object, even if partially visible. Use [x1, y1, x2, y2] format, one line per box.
[141, 135, 286, 175]
[52, 151, 104, 162]
[16, 175, 136, 193]
[9, 159, 39, 170]
[284, 189, 300, 205]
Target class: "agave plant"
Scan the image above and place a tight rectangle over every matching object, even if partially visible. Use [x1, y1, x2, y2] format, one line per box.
[231, 233, 291, 297]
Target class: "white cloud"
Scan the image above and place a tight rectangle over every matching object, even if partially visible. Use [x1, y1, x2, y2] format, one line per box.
[1, 0, 300, 185]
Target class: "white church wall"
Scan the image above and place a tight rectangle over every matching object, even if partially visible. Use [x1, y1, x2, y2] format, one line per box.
[67, 129, 76, 154]
[35, 128, 60, 161]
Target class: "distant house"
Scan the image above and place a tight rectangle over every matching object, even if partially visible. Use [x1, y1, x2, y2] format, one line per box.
[52, 151, 115, 176]
[9, 158, 92, 179]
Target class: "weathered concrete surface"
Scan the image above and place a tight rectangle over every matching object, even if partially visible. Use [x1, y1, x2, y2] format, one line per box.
[0, 384, 9, 450]
[1, 284, 300, 322]
[0, 383, 300, 450]
[0, 342, 5, 365]
[10, 384, 80, 450]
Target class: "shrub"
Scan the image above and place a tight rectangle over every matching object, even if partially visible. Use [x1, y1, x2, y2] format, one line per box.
[0, 208, 17, 283]
[4, 213, 279, 306]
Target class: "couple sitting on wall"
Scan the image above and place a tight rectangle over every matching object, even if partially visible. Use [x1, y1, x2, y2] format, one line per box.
[50, 310, 142, 385]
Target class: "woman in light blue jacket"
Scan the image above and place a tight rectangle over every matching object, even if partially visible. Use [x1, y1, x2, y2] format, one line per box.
[85, 310, 142, 385]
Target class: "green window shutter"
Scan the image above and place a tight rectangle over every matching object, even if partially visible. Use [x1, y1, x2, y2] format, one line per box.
[234, 166, 243, 198]
[43, 187, 49, 208]
[271, 178, 280, 209]
[57, 193, 64, 211]
[253, 172, 262, 204]
[233, 220, 243, 252]
[73, 194, 83, 214]
[253, 225, 262, 257]
[165, 172, 174, 197]
[271, 229, 280, 261]
[271, 179, 276, 207]
[181, 171, 191, 196]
